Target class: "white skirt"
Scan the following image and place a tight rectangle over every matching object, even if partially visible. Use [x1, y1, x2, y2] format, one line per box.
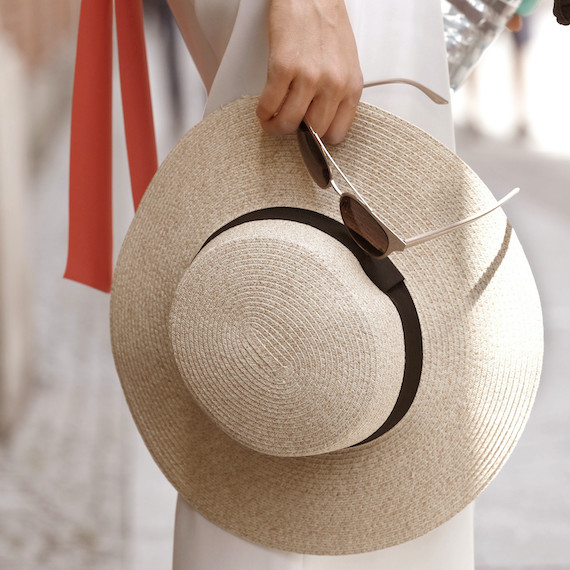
[167, 0, 473, 567]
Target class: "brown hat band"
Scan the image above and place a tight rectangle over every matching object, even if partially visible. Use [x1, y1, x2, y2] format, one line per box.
[197, 207, 423, 447]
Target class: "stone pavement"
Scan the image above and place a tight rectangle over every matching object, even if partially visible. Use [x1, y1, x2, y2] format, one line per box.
[455, 129, 570, 570]
[0, 110, 162, 569]
[0, 16, 189, 569]
[0, 7, 568, 570]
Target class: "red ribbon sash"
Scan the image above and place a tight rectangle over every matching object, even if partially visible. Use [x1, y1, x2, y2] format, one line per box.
[65, 0, 157, 292]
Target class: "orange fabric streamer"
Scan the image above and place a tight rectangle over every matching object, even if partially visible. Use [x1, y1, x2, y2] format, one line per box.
[64, 0, 157, 292]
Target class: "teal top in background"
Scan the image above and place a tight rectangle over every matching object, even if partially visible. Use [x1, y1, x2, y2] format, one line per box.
[517, 0, 541, 16]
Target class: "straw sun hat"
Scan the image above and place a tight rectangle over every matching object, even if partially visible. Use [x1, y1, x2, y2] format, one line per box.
[110, 96, 543, 554]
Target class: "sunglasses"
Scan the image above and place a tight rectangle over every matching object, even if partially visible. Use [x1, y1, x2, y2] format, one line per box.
[297, 120, 519, 259]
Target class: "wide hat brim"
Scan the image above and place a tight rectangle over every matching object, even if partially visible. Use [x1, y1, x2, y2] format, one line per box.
[110, 97, 543, 554]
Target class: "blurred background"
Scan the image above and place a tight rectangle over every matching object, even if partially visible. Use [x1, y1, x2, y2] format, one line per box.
[0, 1, 568, 569]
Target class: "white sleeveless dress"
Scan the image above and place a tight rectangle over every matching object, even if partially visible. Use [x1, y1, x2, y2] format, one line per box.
[167, 1, 475, 568]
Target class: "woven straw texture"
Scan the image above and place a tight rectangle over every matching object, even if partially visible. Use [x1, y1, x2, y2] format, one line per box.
[110, 97, 543, 554]
[170, 220, 405, 457]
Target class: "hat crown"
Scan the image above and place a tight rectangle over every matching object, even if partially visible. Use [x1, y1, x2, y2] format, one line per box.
[169, 220, 405, 456]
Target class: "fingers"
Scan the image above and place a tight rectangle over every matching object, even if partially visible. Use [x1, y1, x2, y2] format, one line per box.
[304, 92, 343, 139]
[257, 0, 363, 144]
[257, 68, 318, 136]
[256, 60, 294, 127]
[258, 72, 361, 140]
[304, 67, 363, 141]
[320, 96, 360, 145]
[257, 57, 363, 142]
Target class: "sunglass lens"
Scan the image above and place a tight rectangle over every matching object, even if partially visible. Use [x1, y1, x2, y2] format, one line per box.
[297, 121, 331, 188]
[340, 194, 389, 257]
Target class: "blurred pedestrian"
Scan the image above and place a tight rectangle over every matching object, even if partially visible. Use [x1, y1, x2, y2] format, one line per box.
[512, 15, 534, 138]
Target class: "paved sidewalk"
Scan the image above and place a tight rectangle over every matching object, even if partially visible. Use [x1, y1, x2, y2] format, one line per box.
[455, 128, 570, 570]
[0, 16, 189, 569]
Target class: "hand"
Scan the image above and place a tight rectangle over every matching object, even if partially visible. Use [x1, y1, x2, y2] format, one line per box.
[256, 0, 363, 144]
[507, 14, 523, 31]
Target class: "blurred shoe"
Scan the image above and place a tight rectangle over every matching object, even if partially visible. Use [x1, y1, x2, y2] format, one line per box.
[515, 122, 529, 141]
[463, 120, 484, 139]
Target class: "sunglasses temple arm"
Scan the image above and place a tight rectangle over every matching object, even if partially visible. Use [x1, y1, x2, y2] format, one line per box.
[404, 187, 520, 248]
[363, 78, 448, 105]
